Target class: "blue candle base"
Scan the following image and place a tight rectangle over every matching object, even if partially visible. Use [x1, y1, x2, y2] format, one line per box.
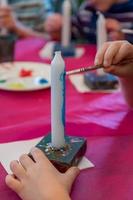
[30, 134, 87, 172]
[53, 43, 76, 57]
[84, 72, 118, 90]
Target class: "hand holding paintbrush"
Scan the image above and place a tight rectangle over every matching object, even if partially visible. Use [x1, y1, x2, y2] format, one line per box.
[66, 59, 133, 76]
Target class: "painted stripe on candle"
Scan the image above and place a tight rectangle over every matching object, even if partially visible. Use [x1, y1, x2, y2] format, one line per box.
[60, 71, 66, 127]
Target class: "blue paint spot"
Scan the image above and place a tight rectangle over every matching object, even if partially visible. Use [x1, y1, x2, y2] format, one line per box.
[35, 77, 48, 85]
[60, 71, 66, 128]
[39, 78, 48, 84]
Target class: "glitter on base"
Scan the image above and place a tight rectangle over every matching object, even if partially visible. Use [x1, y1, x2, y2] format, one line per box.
[35, 134, 87, 172]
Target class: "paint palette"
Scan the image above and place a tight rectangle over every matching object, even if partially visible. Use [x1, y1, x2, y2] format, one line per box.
[0, 62, 51, 91]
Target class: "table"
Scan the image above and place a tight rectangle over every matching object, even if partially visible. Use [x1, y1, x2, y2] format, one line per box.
[0, 38, 133, 200]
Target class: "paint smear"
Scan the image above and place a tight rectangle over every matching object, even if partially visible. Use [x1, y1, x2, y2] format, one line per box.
[0, 79, 6, 83]
[19, 69, 33, 77]
[8, 83, 25, 90]
[38, 78, 48, 84]
[34, 77, 48, 85]
[60, 72, 66, 127]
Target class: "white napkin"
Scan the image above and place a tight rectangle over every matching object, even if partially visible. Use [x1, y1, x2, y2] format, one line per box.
[69, 74, 120, 93]
[0, 137, 94, 174]
[39, 41, 85, 59]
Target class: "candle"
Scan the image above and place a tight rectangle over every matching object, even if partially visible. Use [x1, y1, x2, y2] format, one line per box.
[0, 0, 8, 35]
[51, 51, 66, 148]
[96, 12, 107, 49]
[61, 0, 71, 47]
[96, 12, 107, 75]
[0, 0, 8, 6]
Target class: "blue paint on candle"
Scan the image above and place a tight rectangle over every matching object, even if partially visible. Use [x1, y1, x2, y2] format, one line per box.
[60, 71, 66, 128]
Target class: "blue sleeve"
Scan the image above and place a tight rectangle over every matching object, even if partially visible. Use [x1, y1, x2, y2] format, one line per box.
[124, 20, 133, 44]
[72, 2, 97, 43]
[44, 0, 54, 16]
[125, 34, 133, 44]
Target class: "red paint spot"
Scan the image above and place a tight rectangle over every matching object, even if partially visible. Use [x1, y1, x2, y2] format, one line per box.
[20, 69, 33, 77]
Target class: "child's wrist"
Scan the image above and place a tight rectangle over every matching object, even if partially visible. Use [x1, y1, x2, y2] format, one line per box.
[44, 186, 71, 200]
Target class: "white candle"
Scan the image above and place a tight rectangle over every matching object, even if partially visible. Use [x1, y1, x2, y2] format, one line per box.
[61, 0, 71, 47]
[51, 51, 66, 148]
[97, 12, 107, 49]
[96, 12, 107, 75]
[0, 0, 8, 35]
[0, 0, 8, 6]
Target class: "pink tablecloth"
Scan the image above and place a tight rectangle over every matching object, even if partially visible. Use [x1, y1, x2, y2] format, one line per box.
[0, 38, 133, 200]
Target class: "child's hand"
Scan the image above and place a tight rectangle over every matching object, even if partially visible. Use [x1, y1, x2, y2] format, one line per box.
[0, 6, 18, 31]
[5, 148, 80, 200]
[106, 18, 125, 40]
[95, 41, 133, 78]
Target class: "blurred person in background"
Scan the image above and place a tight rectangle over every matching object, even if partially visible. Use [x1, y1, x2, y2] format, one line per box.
[0, 0, 46, 38]
[44, 0, 83, 40]
[44, 0, 133, 43]
[72, 0, 133, 43]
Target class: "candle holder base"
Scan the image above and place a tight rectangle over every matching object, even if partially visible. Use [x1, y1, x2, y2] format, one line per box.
[0, 34, 16, 63]
[84, 72, 118, 90]
[32, 134, 87, 172]
[53, 43, 76, 57]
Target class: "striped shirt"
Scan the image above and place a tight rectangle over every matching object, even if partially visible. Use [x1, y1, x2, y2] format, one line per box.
[8, 0, 45, 32]
[72, 0, 133, 43]
[45, 0, 84, 16]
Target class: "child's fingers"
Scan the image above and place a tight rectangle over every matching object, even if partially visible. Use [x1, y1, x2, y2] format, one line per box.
[95, 42, 111, 65]
[30, 148, 51, 166]
[10, 160, 25, 179]
[64, 167, 80, 193]
[5, 174, 22, 193]
[104, 64, 133, 77]
[19, 154, 34, 170]
[103, 43, 121, 67]
[65, 167, 80, 182]
[113, 41, 133, 64]
[104, 65, 118, 75]
[95, 41, 133, 67]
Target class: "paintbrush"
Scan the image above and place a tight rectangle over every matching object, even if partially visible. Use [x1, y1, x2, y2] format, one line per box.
[66, 65, 103, 75]
[121, 29, 133, 35]
[66, 59, 133, 76]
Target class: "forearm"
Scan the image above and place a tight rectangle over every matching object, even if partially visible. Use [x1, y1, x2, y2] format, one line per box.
[48, 193, 71, 200]
[56, 192, 71, 200]
[47, 187, 71, 200]
[11, 21, 45, 38]
[120, 78, 133, 108]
